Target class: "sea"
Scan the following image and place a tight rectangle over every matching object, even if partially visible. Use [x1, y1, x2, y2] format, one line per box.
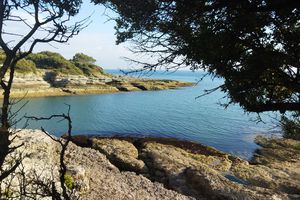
[14, 69, 281, 159]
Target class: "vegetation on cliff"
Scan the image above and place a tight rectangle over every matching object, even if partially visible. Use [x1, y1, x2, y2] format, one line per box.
[0, 49, 106, 77]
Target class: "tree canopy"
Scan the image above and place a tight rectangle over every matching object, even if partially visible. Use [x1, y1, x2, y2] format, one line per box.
[94, 0, 300, 114]
[27, 51, 84, 75]
[72, 53, 97, 64]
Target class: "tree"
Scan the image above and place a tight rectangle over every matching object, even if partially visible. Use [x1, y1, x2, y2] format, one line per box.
[93, 0, 300, 114]
[72, 53, 96, 64]
[0, 0, 87, 183]
[27, 51, 84, 75]
[71, 53, 104, 76]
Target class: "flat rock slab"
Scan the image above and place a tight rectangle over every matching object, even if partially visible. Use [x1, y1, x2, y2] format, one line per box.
[92, 138, 148, 173]
[89, 136, 300, 200]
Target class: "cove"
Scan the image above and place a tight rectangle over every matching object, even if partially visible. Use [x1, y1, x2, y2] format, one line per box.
[15, 70, 279, 159]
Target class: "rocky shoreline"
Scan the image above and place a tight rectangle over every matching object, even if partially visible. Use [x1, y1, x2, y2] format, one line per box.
[70, 135, 300, 199]
[1, 71, 193, 98]
[6, 129, 299, 199]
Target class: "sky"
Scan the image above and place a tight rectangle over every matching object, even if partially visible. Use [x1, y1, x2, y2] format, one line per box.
[32, 1, 134, 70]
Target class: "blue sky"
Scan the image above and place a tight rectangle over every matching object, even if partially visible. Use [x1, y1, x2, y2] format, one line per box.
[34, 1, 133, 69]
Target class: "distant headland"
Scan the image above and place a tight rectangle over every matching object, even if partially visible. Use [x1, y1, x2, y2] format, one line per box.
[0, 51, 193, 98]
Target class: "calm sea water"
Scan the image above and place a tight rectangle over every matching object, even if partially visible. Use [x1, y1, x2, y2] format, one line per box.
[14, 70, 279, 159]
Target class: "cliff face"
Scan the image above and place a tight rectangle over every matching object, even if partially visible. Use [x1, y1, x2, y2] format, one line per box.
[2, 70, 193, 98]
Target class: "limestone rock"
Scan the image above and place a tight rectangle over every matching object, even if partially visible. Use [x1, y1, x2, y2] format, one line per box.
[4, 130, 194, 200]
[92, 138, 148, 173]
[185, 166, 289, 200]
[142, 142, 232, 173]
[140, 142, 233, 198]
[232, 136, 300, 195]
[136, 139, 298, 199]
[1, 71, 192, 98]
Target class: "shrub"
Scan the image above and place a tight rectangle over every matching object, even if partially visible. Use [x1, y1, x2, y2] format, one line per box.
[280, 116, 300, 140]
[15, 59, 37, 74]
[1, 50, 111, 77]
[73, 62, 104, 77]
[0, 50, 37, 74]
[294, 143, 300, 150]
[72, 53, 96, 64]
[27, 51, 83, 75]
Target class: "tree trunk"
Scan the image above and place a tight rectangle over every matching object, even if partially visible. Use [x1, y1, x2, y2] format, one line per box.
[0, 127, 9, 168]
[0, 61, 14, 169]
[0, 83, 11, 168]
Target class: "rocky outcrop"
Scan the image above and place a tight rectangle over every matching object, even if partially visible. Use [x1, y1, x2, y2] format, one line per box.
[240, 136, 300, 195]
[5, 130, 298, 199]
[90, 136, 300, 200]
[1, 71, 193, 98]
[92, 138, 148, 173]
[4, 130, 194, 200]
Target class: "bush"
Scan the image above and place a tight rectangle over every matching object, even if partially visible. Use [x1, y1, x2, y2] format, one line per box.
[72, 53, 96, 64]
[15, 59, 37, 74]
[73, 62, 104, 77]
[281, 116, 300, 140]
[0, 50, 37, 74]
[1, 50, 110, 77]
[27, 51, 83, 75]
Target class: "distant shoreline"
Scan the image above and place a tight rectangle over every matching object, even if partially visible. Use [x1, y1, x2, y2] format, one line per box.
[0, 71, 194, 99]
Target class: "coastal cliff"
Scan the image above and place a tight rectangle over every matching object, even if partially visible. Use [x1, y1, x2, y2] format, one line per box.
[2, 71, 192, 98]
[0, 51, 193, 98]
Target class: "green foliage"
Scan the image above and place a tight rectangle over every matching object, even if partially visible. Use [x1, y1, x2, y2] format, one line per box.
[71, 53, 105, 76]
[1, 50, 37, 74]
[27, 51, 83, 75]
[64, 173, 74, 190]
[15, 59, 37, 74]
[1, 49, 108, 76]
[73, 62, 104, 77]
[281, 116, 300, 141]
[72, 53, 96, 64]
[27, 51, 69, 69]
[94, 0, 300, 114]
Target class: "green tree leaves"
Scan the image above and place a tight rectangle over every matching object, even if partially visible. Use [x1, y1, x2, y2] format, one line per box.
[72, 53, 96, 64]
[94, 0, 300, 114]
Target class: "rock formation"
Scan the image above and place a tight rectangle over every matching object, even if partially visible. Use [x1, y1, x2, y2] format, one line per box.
[3, 130, 193, 200]
[89, 136, 300, 200]
[2, 71, 193, 98]
[4, 130, 299, 199]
